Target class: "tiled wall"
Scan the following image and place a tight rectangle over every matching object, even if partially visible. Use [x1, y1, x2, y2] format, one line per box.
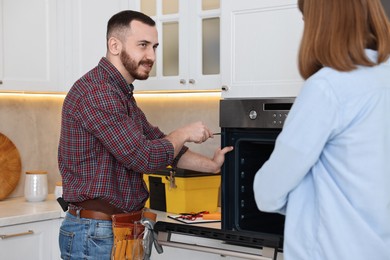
[0, 93, 221, 199]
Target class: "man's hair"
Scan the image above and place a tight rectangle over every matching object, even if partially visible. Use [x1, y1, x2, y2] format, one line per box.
[298, 0, 390, 79]
[106, 10, 156, 42]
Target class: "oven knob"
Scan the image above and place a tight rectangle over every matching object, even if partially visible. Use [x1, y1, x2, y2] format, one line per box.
[249, 110, 257, 120]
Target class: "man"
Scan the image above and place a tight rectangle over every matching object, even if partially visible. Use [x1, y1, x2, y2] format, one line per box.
[58, 10, 233, 259]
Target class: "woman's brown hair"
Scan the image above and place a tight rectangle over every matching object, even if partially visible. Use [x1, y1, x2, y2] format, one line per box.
[298, 0, 390, 79]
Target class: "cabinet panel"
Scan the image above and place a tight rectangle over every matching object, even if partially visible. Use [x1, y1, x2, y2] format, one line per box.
[131, 0, 221, 92]
[60, 0, 129, 91]
[0, 0, 59, 92]
[184, 0, 221, 91]
[162, 21, 179, 76]
[0, 219, 61, 260]
[202, 17, 220, 75]
[221, 0, 304, 98]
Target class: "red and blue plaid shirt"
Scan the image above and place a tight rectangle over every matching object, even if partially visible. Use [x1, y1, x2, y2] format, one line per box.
[58, 57, 187, 212]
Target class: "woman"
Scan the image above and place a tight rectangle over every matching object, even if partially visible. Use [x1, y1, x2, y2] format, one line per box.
[253, 0, 390, 259]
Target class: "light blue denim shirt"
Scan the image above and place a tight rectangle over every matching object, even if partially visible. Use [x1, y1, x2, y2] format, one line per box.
[253, 50, 390, 260]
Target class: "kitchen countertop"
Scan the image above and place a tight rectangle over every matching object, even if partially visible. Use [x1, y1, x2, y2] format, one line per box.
[0, 195, 220, 229]
[0, 194, 63, 227]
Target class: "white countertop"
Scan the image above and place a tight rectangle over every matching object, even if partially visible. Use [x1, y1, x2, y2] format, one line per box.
[0, 194, 63, 227]
[0, 195, 220, 229]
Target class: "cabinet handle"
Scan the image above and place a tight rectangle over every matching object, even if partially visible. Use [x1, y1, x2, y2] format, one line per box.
[0, 80, 3, 84]
[179, 79, 186, 84]
[0, 230, 34, 239]
[221, 85, 229, 91]
[189, 79, 195, 84]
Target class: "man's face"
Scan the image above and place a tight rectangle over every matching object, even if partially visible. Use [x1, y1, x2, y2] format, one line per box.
[120, 20, 159, 80]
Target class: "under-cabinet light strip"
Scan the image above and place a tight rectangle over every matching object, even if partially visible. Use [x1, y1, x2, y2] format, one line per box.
[0, 90, 221, 98]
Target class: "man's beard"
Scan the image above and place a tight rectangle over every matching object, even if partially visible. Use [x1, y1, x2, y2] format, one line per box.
[120, 50, 153, 80]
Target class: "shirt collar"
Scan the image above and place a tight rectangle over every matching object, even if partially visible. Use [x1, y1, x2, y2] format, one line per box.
[365, 49, 378, 63]
[98, 57, 134, 96]
[128, 83, 134, 94]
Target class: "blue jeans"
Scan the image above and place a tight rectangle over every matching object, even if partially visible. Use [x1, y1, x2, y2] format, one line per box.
[59, 212, 113, 260]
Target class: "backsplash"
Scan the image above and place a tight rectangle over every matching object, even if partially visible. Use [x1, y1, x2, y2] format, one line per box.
[0, 92, 221, 199]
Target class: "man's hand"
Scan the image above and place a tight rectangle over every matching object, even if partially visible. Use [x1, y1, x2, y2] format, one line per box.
[211, 146, 234, 172]
[176, 146, 234, 174]
[164, 121, 214, 157]
[177, 121, 213, 144]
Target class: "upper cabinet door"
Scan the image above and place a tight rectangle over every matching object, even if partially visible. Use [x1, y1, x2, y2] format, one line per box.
[0, 0, 59, 92]
[58, 0, 130, 91]
[221, 0, 304, 98]
[130, 0, 221, 92]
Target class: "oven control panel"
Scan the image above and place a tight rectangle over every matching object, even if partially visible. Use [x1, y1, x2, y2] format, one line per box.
[220, 98, 295, 129]
[270, 111, 289, 126]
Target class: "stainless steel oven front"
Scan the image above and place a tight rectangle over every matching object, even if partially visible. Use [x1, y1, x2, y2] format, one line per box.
[220, 97, 295, 251]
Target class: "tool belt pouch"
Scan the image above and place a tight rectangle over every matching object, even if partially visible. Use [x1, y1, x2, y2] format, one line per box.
[111, 211, 144, 260]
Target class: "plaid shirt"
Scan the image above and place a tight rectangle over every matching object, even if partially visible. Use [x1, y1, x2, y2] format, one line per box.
[58, 57, 187, 212]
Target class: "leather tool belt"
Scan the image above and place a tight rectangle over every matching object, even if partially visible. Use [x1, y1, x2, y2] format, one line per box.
[66, 198, 158, 259]
[111, 211, 157, 260]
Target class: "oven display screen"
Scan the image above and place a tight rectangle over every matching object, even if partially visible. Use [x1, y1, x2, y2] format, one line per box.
[263, 103, 293, 111]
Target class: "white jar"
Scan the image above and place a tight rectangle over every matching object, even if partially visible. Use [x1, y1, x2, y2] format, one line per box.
[54, 181, 63, 198]
[24, 170, 48, 202]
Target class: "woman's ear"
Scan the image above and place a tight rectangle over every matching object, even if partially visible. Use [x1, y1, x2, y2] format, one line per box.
[107, 37, 122, 56]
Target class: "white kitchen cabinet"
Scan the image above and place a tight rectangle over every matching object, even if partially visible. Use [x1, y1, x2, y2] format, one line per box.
[221, 0, 304, 98]
[1, 0, 220, 93]
[0, 0, 60, 92]
[0, 218, 61, 260]
[58, 0, 130, 91]
[129, 0, 221, 92]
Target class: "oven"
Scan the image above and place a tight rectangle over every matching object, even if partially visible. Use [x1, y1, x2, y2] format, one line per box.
[153, 98, 294, 260]
[220, 97, 295, 251]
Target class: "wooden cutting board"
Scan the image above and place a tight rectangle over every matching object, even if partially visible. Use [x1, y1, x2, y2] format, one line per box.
[0, 133, 22, 200]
